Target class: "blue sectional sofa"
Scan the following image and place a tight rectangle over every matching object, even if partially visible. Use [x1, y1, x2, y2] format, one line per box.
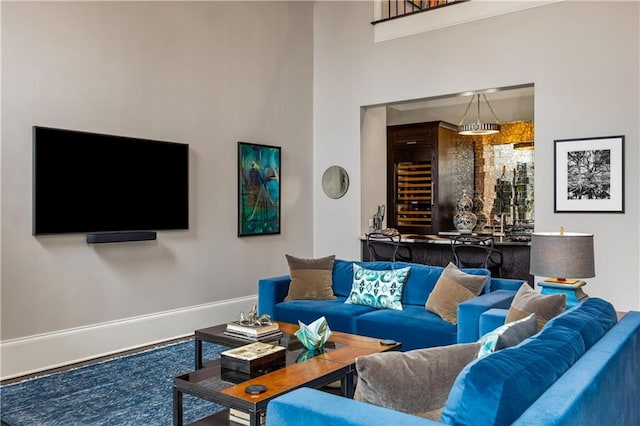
[258, 259, 525, 351]
[266, 298, 640, 426]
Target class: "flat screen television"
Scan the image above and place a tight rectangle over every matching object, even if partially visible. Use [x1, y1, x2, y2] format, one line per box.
[33, 126, 189, 236]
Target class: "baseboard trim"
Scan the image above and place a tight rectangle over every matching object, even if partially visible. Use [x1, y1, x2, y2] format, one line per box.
[0, 296, 257, 381]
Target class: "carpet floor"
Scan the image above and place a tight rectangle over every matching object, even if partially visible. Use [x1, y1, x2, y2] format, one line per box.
[0, 340, 228, 426]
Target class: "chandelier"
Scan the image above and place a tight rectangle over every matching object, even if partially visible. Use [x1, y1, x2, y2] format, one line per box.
[458, 93, 501, 136]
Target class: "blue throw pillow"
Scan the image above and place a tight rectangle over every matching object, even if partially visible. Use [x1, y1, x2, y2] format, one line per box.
[345, 264, 410, 310]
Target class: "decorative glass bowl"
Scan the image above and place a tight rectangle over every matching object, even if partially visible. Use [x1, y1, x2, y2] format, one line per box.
[295, 316, 332, 350]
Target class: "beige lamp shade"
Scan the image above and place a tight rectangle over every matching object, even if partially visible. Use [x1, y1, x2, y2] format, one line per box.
[530, 232, 595, 280]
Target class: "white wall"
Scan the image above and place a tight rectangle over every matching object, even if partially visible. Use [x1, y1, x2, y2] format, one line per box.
[313, 1, 640, 311]
[360, 106, 387, 234]
[1, 1, 314, 378]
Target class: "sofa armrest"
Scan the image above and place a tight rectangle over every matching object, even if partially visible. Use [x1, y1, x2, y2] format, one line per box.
[479, 308, 509, 335]
[514, 312, 640, 425]
[490, 277, 526, 292]
[266, 388, 439, 426]
[457, 290, 516, 343]
[257, 275, 291, 317]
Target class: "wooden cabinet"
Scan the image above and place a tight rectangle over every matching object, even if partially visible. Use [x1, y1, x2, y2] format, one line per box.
[387, 121, 473, 235]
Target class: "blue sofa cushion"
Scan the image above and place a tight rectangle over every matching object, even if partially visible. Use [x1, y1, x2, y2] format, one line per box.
[332, 260, 402, 297]
[544, 297, 617, 350]
[345, 264, 410, 310]
[273, 297, 374, 333]
[401, 263, 444, 305]
[402, 264, 489, 305]
[442, 323, 586, 426]
[354, 305, 457, 351]
[266, 387, 438, 426]
[333, 259, 490, 305]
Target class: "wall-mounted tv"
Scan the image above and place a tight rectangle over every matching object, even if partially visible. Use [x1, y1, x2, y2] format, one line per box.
[33, 126, 189, 238]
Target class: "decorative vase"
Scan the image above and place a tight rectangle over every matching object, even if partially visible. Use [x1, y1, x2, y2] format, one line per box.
[454, 211, 477, 233]
[474, 211, 488, 231]
[453, 191, 477, 233]
[471, 192, 484, 213]
[456, 191, 474, 212]
[472, 192, 487, 231]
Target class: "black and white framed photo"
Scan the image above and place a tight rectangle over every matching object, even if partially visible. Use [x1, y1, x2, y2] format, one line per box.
[554, 135, 624, 213]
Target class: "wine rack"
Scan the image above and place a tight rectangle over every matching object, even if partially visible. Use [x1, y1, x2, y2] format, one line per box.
[395, 162, 432, 229]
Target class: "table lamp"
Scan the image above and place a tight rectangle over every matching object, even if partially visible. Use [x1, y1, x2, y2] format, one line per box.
[529, 228, 595, 306]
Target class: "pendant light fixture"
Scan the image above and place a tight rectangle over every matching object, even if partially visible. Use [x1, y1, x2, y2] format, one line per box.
[458, 92, 501, 136]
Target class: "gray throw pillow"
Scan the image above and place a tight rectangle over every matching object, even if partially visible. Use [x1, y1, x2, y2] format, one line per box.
[354, 342, 481, 420]
[506, 283, 566, 331]
[425, 263, 487, 325]
[477, 313, 537, 358]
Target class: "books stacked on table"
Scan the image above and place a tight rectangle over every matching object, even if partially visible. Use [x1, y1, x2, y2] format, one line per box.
[224, 321, 283, 342]
[229, 408, 265, 426]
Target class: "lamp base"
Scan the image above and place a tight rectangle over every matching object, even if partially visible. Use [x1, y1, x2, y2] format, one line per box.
[537, 280, 588, 307]
[543, 278, 582, 285]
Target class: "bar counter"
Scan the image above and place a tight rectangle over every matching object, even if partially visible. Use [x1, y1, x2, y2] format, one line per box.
[360, 234, 532, 284]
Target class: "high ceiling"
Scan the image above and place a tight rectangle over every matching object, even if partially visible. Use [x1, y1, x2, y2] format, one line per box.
[387, 85, 535, 125]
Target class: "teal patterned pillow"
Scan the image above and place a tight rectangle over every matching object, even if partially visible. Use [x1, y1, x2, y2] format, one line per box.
[345, 264, 410, 310]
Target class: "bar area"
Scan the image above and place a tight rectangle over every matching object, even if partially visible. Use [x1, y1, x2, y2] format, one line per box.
[360, 235, 532, 284]
[361, 87, 535, 284]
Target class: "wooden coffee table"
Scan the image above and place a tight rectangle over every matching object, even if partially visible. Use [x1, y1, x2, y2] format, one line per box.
[174, 322, 401, 426]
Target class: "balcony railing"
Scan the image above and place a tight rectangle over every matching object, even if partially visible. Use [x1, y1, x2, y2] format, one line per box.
[372, 0, 467, 24]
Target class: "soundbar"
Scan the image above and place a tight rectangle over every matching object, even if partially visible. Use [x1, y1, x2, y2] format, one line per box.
[86, 231, 157, 244]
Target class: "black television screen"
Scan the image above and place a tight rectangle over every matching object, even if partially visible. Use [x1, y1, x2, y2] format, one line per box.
[33, 126, 189, 235]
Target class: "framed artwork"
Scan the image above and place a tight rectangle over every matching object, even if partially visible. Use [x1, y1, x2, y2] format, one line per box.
[554, 135, 624, 213]
[237, 142, 281, 236]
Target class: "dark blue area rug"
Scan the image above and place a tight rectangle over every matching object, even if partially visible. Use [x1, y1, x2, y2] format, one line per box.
[1, 340, 228, 425]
